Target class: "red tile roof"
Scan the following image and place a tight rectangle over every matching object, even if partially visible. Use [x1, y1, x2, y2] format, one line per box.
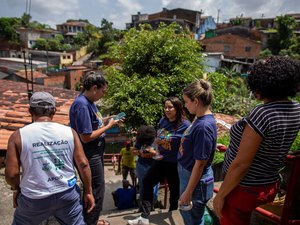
[0, 80, 79, 152]
[0, 79, 238, 153]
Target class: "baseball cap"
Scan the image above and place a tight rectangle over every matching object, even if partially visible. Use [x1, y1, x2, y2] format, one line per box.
[123, 140, 131, 146]
[30, 92, 56, 108]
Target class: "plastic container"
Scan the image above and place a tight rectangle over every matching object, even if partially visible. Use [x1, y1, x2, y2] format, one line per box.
[179, 201, 193, 211]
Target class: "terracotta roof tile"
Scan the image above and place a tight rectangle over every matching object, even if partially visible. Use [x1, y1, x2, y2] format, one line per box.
[0, 80, 79, 152]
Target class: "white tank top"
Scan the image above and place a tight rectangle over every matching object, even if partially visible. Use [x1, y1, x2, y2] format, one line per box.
[20, 122, 76, 199]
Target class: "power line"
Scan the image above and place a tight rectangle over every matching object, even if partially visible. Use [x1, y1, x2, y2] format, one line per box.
[25, 0, 28, 14]
[28, 0, 32, 16]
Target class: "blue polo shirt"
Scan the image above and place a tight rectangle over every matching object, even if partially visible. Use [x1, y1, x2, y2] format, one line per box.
[178, 114, 217, 172]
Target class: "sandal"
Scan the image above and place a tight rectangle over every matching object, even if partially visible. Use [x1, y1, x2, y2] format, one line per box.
[97, 219, 110, 225]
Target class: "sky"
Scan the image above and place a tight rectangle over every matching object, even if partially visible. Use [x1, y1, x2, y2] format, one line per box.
[0, 0, 299, 29]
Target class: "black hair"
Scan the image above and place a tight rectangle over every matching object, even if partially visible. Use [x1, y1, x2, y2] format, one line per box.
[82, 71, 108, 92]
[135, 125, 156, 146]
[247, 56, 300, 100]
[29, 106, 55, 117]
[163, 96, 185, 128]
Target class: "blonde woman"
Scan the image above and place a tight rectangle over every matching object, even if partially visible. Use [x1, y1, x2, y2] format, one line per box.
[178, 79, 217, 225]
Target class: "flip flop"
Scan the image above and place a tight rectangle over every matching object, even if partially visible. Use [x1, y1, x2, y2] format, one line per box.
[97, 219, 110, 225]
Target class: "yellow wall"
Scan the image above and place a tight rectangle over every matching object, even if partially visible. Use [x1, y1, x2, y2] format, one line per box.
[75, 46, 88, 60]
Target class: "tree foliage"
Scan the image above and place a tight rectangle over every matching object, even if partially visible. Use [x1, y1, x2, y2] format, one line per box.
[103, 23, 204, 127]
[0, 17, 20, 41]
[207, 72, 256, 117]
[98, 18, 123, 55]
[33, 35, 66, 51]
[268, 15, 298, 55]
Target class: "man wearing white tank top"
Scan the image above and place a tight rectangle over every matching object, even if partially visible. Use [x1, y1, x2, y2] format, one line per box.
[5, 92, 95, 225]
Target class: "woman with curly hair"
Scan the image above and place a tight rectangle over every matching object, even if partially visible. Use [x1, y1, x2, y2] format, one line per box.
[213, 56, 300, 225]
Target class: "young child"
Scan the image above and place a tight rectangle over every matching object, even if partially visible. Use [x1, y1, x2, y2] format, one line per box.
[111, 154, 117, 172]
[132, 125, 160, 214]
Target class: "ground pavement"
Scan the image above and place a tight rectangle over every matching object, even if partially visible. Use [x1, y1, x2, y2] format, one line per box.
[0, 164, 275, 225]
[0, 165, 184, 225]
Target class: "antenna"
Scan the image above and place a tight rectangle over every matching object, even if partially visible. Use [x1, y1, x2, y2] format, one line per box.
[25, 0, 28, 14]
[28, 0, 32, 16]
[22, 51, 33, 102]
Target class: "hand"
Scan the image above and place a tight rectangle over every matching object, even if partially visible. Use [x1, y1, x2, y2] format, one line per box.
[213, 193, 225, 219]
[145, 146, 156, 154]
[131, 149, 139, 156]
[107, 117, 118, 128]
[84, 193, 95, 213]
[157, 140, 171, 150]
[13, 190, 20, 208]
[179, 190, 191, 206]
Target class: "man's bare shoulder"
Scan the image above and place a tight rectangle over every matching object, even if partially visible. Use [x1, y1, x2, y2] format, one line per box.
[7, 129, 21, 150]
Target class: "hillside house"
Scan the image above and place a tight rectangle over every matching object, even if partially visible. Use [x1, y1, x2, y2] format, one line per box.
[17, 27, 60, 49]
[56, 21, 88, 44]
[200, 33, 261, 63]
[126, 8, 216, 39]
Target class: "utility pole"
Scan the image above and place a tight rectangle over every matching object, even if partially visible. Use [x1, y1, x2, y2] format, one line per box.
[217, 9, 220, 24]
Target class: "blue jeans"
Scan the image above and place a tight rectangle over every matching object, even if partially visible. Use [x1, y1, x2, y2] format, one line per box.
[136, 161, 159, 203]
[84, 154, 105, 225]
[13, 185, 85, 225]
[178, 164, 214, 225]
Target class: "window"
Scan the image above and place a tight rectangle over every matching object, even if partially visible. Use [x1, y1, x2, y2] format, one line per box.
[245, 46, 251, 52]
[63, 56, 66, 59]
[67, 56, 71, 59]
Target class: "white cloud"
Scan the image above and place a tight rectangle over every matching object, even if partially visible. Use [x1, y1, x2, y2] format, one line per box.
[2, 0, 300, 30]
[117, 0, 143, 12]
[27, 0, 80, 28]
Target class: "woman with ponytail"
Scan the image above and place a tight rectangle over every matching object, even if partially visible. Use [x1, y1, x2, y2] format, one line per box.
[178, 79, 217, 225]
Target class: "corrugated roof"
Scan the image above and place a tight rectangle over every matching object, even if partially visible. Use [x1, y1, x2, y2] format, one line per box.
[0, 80, 79, 152]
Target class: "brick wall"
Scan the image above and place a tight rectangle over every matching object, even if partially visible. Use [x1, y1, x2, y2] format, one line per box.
[44, 69, 84, 90]
[43, 75, 66, 88]
[65, 70, 84, 90]
[201, 34, 261, 59]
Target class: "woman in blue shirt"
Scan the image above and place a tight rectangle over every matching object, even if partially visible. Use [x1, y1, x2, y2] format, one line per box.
[128, 97, 190, 225]
[179, 80, 217, 225]
[69, 71, 120, 225]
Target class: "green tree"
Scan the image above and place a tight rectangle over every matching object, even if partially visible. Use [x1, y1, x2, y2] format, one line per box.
[73, 32, 87, 46]
[260, 48, 273, 58]
[103, 23, 204, 127]
[84, 24, 102, 42]
[268, 15, 297, 54]
[279, 34, 300, 59]
[276, 15, 297, 50]
[21, 13, 31, 27]
[0, 17, 20, 41]
[34, 38, 50, 50]
[207, 72, 256, 117]
[98, 19, 122, 55]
